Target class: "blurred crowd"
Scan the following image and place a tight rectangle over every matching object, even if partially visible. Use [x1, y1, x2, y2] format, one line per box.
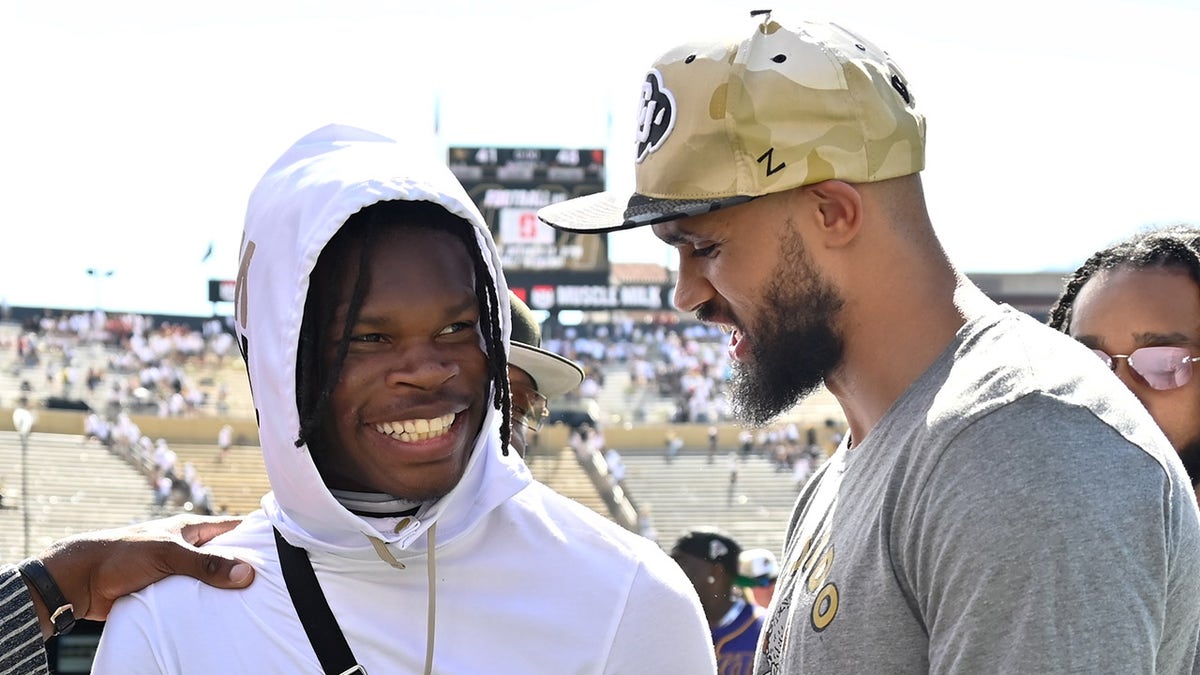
[5, 309, 239, 418]
[543, 318, 734, 424]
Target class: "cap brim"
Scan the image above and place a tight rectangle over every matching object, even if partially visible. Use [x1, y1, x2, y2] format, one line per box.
[538, 191, 756, 234]
[509, 344, 585, 400]
[734, 574, 776, 588]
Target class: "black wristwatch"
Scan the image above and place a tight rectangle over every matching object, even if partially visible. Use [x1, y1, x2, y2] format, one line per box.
[18, 558, 76, 636]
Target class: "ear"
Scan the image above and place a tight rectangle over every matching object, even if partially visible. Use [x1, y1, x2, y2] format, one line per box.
[801, 180, 862, 249]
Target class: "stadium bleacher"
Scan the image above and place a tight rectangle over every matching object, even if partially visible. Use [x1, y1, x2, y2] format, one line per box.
[1, 314, 847, 567]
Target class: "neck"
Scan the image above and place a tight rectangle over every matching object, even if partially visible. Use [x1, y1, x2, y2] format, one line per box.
[828, 262, 984, 448]
[703, 590, 737, 628]
[707, 594, 745, 630]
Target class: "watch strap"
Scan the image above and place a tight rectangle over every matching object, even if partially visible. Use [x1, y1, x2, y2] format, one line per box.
[18, 557, 76, 636]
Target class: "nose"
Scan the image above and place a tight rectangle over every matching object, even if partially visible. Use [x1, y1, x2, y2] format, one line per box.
[385, 343, 459, 389]
[673, 255, 716, 314]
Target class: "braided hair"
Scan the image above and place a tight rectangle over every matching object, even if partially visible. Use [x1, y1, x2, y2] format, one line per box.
[1048, 224, 1200, 332]
[294, 200, 512, 467]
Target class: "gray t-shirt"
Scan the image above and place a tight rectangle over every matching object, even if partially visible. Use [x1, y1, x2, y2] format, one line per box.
[756, 305, 1200, 673]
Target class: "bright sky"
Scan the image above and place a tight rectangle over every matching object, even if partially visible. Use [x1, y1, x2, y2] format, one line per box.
[3, 0, 1198, 317]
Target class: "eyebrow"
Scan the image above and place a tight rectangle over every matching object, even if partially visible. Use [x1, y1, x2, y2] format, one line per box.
[1075, 330, 1193, 350]
[653, 224, 703, 246]
[1131, 330, 1193, 346]
[349, 293, 479, 327]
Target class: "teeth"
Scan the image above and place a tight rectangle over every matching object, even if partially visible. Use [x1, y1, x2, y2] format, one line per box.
[374, 413, 456, 442]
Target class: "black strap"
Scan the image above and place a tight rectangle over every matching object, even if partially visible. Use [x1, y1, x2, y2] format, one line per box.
[18, 558, 75, 636]
[274, 527, 365, 674]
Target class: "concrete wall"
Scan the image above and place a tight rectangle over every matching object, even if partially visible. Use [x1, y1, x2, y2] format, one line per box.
[0, 407, 260, 446]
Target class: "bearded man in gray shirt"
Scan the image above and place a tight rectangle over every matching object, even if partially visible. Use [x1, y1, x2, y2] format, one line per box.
[539, 11, 1200, 673]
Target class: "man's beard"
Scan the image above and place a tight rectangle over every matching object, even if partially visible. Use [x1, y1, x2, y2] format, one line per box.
[725, 236, 845, 427]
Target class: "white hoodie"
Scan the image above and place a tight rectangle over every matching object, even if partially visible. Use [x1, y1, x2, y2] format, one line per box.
[92, 125, 715, 674]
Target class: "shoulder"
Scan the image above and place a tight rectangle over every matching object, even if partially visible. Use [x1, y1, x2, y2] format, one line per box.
[504, 482, 693, 589]
[510, 482, 665, 558]
[926, 308, 1173, 469]
[898, 393, 1195, 572]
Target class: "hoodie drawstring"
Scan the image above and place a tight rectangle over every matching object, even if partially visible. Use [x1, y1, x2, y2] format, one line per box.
[424, 522, 437, 675]
[367, 536, 406, 570]
[366, 523, 437, 674]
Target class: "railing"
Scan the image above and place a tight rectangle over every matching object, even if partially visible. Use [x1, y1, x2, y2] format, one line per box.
[571, 445, 642, 534]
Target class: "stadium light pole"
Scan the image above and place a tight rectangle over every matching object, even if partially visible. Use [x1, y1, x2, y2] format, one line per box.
[13, 407, 34, 557]
[86, 267, 115, 312]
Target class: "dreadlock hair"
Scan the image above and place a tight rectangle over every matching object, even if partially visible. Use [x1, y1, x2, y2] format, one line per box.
[1047, 224, 1200, 332]
[293, 199, 512, 467]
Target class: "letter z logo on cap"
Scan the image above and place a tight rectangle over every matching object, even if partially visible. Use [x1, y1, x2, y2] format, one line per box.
[635, 69, 675, 163]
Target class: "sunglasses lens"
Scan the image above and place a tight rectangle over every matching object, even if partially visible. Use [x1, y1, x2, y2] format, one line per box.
[1090, 349, 1116, 370]
[1129, 347, 1193, 390]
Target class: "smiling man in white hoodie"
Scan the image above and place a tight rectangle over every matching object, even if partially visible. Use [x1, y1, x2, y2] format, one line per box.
[91, 125, 715, 674]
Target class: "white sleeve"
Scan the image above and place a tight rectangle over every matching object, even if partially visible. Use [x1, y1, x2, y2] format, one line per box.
[90, 591, 170, 675]
[604, 559, 717, 674]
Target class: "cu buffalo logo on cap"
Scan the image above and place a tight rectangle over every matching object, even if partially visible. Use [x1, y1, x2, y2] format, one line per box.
[635, 69, 675, 163]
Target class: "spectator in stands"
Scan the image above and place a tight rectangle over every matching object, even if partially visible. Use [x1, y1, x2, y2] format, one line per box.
[152, 469, 173, 510]
[604, 447, 626, 486]
[506, 291, 585, 458]
[824, 417, 845, 454]
[737, 428, 753, 459]
[725, 451, 740, 504]
[538, 12, 1200, 671]
[790, 445, 814, 490]
[217, 423, 234, 464]
[1048, 224, 1200, 503]
[152, 437, 176, 479]
[568, 423, 593, 462]
[671, 531, 765, 674]
[110, 413, 140, 459]
[93, 125, 714, 673]
[664, 430, 683, 463]
[81, 412, 110, 447]
[0, 515, 252, 671]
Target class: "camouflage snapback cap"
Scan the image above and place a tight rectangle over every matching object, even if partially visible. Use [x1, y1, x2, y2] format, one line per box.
[538, 11, 926, 234]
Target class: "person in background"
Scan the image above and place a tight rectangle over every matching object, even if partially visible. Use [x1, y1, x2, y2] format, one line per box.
[604, 446, 627, 486]
[93, 124, 715, 674]
[0, 515, 252, 673]
[737, 428, 754, 459]
[737, 548, 779, 609]
[1048, 224, 1200, 503]
[506, 291, 585, 458]
[539, 11, 1200, 672]
[672, 530, 765, 674]
[217, 423, 234, 464]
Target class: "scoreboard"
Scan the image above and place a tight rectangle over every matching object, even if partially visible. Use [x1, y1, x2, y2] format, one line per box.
[448, 146, 610, 286]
